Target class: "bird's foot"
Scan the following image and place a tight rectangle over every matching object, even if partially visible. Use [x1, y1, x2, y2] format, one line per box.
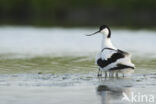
[97, 73, 102, 77]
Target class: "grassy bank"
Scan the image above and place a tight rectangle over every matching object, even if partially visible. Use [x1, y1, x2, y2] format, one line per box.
[0, 0, 156, 28]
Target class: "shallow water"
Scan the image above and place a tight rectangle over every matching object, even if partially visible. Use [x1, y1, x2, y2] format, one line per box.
[0, 27, 156, 104]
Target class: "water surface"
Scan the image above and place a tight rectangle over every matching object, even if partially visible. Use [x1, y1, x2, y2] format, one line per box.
[0, 27, 156, 104]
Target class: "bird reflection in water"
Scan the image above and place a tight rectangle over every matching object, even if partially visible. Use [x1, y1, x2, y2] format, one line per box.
[96, 78, 132, 104]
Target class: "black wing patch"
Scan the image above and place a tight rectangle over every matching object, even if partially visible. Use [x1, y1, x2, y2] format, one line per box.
[97, 51, 125, 68]
[109, 64, 135, 71]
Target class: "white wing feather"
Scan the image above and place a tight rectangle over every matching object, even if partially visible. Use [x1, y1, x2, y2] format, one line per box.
[96, 49, 135, 70]
[101, 49, 117, 60]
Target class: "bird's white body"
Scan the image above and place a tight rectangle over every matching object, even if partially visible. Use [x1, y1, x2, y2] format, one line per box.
[94, 26, 135, 76]
[96, 49, 135, 73]
[87, 25, 135, 77]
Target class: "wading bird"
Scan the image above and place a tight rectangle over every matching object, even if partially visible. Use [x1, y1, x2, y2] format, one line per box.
[86, 25, 135, 77]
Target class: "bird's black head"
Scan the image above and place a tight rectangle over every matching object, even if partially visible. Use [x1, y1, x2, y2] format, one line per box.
[86, 25, 111, 38]
[99, 25, 109, 31]
[99, 25, 111, 38]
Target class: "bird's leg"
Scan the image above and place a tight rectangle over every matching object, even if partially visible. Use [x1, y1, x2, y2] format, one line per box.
[109, 71, 112, 77]
[104, 71, 105, 77]
[109, 72, 111, 77]
[112, 72, 114, 78]
[111, 72, 114, 78]
[105, 71, 107, 78]
[116, 72, 119, 78]
[107, 72, 109, 77]
[97, 68, 102, 77]
[122, 73, 125, 78]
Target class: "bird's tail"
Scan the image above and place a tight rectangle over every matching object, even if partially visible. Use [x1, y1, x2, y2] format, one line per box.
[118, 57, 135, 69]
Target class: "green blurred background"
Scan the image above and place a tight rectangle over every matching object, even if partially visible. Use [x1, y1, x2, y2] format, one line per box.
[0, 0, 156, 28]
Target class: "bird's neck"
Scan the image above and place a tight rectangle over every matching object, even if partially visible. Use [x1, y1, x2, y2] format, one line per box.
[101, 35, 116, 50]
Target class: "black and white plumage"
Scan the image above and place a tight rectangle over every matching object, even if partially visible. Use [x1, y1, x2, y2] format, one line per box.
[87, 25, 135, 77]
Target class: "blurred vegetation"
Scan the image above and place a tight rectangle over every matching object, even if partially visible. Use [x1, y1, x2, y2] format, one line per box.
[0, 0, 156, 28]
